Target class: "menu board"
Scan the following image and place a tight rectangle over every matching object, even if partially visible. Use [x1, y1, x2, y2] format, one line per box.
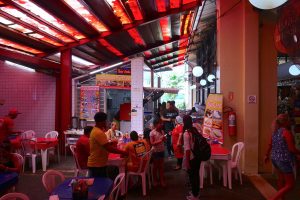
[79, 86, 100, 120]
[202, 94, 223, 144]
[96, 74, 131, 90]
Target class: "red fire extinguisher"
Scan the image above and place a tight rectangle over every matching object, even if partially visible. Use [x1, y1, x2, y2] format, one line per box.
[228, 111, 236, 136]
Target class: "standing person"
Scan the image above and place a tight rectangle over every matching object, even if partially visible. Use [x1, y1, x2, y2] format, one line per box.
[124, 131, 149, 172]
[150, 117, 166, 187]
[183, 115, 201, 200]
[172, 116, 184, 170]
[0, 108, 22, 144]
[265, 114, 300, 200]
[88, 112, 128, 178]
[161, 101, 179, 158]
[75, 126, 93, 169]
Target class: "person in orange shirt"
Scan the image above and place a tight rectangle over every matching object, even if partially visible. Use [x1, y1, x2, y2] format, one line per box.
[75, 126, 93, 169]
[124, 131, 149, 172]
[0, 108, 22, 144]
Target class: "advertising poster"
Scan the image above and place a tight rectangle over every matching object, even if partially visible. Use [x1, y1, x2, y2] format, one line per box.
[96, 74, 131, 90]
[202, 94, 223, 144]
[79, 86, 100, 120]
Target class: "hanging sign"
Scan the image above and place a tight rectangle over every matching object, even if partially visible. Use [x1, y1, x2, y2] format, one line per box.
[203, 94, 224, 144]
[79, 86, 100, 120]
[96, 74, 131, 90]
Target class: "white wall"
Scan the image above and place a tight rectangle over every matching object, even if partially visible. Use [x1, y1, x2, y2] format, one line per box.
[0, 61, 56, 137]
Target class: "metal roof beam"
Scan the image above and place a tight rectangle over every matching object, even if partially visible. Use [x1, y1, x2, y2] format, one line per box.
[0, 47, 60, 70]
[151, 53, 185, 67]
[38, 1, 201, 57]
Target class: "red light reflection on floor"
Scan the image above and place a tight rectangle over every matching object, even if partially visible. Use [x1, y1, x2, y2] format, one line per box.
[98, 38, 123, 56]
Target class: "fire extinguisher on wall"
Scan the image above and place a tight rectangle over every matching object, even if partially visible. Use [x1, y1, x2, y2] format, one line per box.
[228, 111, 236, 136]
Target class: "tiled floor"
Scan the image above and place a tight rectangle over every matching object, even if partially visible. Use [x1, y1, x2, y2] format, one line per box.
[13, 155, 268, 200]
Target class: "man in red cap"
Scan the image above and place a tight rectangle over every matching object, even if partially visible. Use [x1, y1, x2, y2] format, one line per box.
[0, 108, 22, 144]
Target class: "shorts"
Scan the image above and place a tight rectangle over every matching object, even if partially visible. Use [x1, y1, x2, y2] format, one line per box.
[152, 151, 165, 159]
[272, 159, 294, 173]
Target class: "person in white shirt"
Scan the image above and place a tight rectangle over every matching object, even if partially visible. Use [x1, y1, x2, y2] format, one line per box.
[183, 115, 201, 200]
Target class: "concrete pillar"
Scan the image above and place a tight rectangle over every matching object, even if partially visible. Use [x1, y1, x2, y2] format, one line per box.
[59, 49, 72, 153]
[217, 0, 259, 174]
[258, 15, 277, 173]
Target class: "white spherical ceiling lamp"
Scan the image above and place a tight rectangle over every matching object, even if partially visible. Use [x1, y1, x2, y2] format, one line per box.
[248, 0, 287, 10]
[289, 64, 300, 76]
[200, 79, 207, 86]
[207, 74, 216, 82]
[192, 66, 203, 77]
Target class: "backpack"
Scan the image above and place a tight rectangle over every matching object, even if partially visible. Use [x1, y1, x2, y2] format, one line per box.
[189, 128, 211, 161]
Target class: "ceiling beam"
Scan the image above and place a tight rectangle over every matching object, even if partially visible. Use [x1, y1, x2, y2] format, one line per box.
[0, 47, 60, 70]
[129, 34, 189, 58]
[0, 10, 66, 46]
[154, 60, 185, 70]
[38, 1, 201, 57]
[151, 53, 185, 67]
[146, 47, 186, 61]
[2, 0, 77, 42]
[153, 57, 184, 69]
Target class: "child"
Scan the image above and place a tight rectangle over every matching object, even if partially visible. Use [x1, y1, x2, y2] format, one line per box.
[265, 114, 300, 200]
[150, 117, 166, 187]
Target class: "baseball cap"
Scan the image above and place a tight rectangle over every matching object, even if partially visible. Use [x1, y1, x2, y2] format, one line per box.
[8, 108, 22, 116]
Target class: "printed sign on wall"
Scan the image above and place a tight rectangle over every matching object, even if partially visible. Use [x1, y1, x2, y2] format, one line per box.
[96, 74, 131, 90]
[79, 86, 100, 120]
[203, 94, 224, 144]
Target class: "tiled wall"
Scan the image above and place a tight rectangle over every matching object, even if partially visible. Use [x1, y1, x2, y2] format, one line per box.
[0, 60, 56, 137]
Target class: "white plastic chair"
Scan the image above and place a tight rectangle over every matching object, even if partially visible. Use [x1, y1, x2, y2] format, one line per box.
[199, 160, 214, 188]
[20, 130, 36, 140]
[42, 169, 65, 194]
[69, 145, 88, 177]
[11, 153, 24, 174]
[97, 195, 105, 200]
[0, 192, 30, 200]
[45, 131, 60, 163]
[109, 173, 125, 200]
[218, 142, 245, 185]
[20, 139, 38, 173]
[126, 149, 153, 196]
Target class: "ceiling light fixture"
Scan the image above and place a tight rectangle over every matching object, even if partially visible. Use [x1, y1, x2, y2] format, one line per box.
[192, 66, 203, 77]
[289, 64, 300, 76]
[89, 62, 124, 75]
[207, 74, 216, 82]
[200, 79, 207, 86]
[248, 0, 287, 9]
[5, 60, 35, 72]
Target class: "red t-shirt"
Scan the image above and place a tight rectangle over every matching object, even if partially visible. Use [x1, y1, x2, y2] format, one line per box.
[75, 135, 90, 169]
[0, 117, 14, 143]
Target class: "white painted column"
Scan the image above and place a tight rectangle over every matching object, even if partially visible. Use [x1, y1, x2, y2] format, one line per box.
[131, 57, 144, 134]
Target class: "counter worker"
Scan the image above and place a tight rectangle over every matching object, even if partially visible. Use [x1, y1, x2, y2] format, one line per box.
[0, 108, 22, 144]
[87, 112, 128, 178]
